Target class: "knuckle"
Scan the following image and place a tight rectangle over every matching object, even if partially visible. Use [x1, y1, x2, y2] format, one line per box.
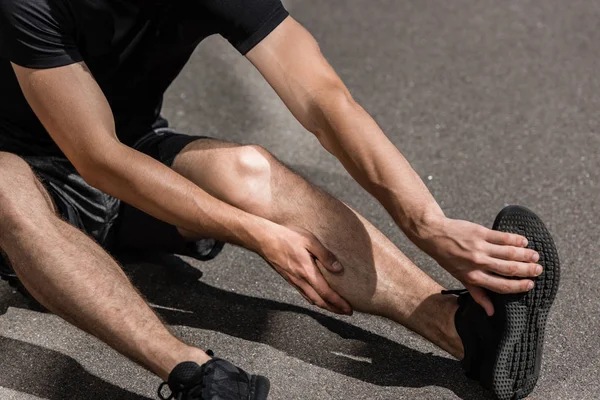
[471, 253, 485, 266]
[296, 269, 309, 280]
[505, 247, 517, 259]
[477, 226, 488, 236]
[326, 251, 336, 262]
[464, 271, 479, 285]
[328, 294, 343, 305]
[472, 240, 485, 252]
[488, 260, 501, 273]
[314, 300, 328, 309]
[499, 283, 513, 294]
[506, 233, 517, 244]
[506, 263, 519, 276]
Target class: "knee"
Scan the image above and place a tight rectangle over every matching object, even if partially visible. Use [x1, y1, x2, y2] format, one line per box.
[0, 153, 51, 228]
[0, 152, 30, 183]
[234, 145, 273, 179]
[0, 153, 32, 207]
[227, 145, 275, 208]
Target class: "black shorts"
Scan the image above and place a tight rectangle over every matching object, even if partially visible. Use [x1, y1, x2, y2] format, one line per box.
[0, 128, 224, 277]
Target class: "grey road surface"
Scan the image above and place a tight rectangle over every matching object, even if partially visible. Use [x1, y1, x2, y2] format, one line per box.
[1, 0, 598, 399]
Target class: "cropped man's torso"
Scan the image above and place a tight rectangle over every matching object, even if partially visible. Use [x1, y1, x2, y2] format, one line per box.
[0, 0, 288, 156]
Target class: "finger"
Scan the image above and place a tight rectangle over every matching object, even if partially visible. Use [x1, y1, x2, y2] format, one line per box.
[484, 257, 543, 278]
[282, 276, 314, 305]
[472, 271, 535, 294]
[295, 284, 315, 305]
[486, 229, 529, 247]
[466, 284, 494, 316]
[486, 244, 539, 263]
[288, 276, 327, 310]
[296, 279, 337, 313]
[304, 263, 352, 315]
[306, 236, 343, 273]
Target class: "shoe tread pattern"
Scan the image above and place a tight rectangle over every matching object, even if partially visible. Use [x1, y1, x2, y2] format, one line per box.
[490, 206, 560, 400]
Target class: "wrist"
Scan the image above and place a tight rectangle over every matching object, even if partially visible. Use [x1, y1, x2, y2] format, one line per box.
[405, 203, 446, 234]
[240, 217, 277, 255]
[402, 204, 446, 242]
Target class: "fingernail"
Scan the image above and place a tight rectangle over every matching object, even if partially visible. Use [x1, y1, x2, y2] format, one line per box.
[528, 281, 535, 290]
[332, 261, 342, 272]
[536, 265, 543, 275]
[531, 253, 539, 262]
[522, 238, 529, 247]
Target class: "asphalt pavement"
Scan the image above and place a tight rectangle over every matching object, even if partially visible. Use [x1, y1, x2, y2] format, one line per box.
[1, 0, 599, 399]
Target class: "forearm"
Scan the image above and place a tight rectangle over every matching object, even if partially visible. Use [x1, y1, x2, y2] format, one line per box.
[312, 92, 444, 238]
[79, 143, 270, 251]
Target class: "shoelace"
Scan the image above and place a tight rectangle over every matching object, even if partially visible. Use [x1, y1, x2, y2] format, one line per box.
[158, 350, 215, 400]
[441, 289, 469, 296]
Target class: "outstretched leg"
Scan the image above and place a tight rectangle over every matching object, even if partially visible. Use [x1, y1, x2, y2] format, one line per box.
[172, 141, 464, 358]
[0, 153, 209, 380]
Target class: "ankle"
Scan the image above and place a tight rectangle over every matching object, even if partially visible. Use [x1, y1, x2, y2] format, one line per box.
[440, 296, 464, 359]
[153, 342, 212, 381]
[409, 292, 464, 359]
[185, 346, 212, 366]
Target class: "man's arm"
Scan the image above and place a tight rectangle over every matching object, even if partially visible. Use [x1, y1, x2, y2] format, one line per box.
[13, 62, 268, 248]
[247, 17, 541, 314]
[12, 62, 351, 314]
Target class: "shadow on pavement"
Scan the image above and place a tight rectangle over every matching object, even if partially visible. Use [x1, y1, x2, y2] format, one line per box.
[0, 336, 150, 400]
[0, 252, 492, 400]
[118, 253, 493, 400]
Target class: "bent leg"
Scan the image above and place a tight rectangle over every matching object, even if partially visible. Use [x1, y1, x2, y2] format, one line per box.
[171, 141, 463, 358]
[0, 152, 208, 379]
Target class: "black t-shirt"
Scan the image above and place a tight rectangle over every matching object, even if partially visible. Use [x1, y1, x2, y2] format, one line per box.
[0, 0, 289, 156]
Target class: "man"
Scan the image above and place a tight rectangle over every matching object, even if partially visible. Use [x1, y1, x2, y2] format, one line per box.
[0, 0, 559, 399]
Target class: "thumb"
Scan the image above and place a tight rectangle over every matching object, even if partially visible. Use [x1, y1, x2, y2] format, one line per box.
[467, 284, 494, 316]
[307, 236, 343, 273]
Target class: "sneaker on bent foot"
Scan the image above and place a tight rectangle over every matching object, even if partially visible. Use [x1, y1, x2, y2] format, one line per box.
[158, 351, 270, 400]
[446, 206, 560, 400]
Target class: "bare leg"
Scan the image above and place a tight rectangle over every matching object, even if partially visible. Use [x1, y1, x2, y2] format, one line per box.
[172, 141, 464, 358]
[0, 153, 209, 380]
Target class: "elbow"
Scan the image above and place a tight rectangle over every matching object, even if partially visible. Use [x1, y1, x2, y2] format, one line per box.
[310, 86, 358, 150]
[71, 144, 123, 189]
[77, 160, 107, 189]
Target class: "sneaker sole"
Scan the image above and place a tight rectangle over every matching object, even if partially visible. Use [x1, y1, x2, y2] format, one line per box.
[486, 205, 560, 400]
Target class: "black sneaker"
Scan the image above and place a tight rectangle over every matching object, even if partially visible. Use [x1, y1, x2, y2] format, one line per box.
[447, 205, 560, 400]
[158, 351, 270, 400]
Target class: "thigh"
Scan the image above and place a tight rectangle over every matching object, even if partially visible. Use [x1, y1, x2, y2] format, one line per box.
[109, 129, 225, 260]
[24, 156, 120, 245]
[0, 153, 83, 278]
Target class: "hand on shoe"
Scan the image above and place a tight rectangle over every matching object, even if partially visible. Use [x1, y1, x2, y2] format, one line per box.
[257, 224, 353, 315]
[415, 216, 541, 316]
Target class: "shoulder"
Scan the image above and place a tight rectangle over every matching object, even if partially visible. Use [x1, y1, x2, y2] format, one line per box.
[0, 0, 73, 27]
[202, 0, 289, 54]
[0, 0, 80, 68]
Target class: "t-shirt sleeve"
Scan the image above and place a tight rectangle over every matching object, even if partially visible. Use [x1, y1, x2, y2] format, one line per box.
[202, 0, 289, 55]
[0, 0, 82, 68]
